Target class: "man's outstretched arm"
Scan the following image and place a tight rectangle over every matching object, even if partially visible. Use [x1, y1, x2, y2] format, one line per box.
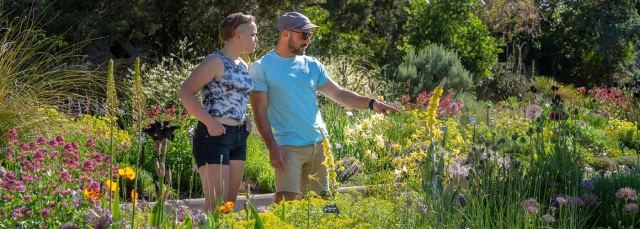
[317, 79, 399, 114]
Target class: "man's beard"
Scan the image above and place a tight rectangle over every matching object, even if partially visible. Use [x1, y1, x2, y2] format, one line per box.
[288, 39, 307, 55]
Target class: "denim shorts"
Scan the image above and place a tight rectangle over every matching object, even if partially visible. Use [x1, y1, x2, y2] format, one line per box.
[192, 121, 249, 168]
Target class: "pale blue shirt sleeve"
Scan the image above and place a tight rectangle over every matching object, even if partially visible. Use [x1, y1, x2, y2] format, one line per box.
[314, 59, 330, 88]
[249, 62, 268, 92]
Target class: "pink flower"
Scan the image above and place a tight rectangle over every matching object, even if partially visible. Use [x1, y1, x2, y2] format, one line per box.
[55, 136, 65, 144]
[23, 195, 31, 200]
[5, 195, 12, 201]
[48, 140, 59, 147]
[59, 171, 71, 183]
[26, 210, 33, 216]
[36, 136, 47, 145]
[61, 189, 73, 196]
[7, 129, 18, 139]
[4, 172, 16, 180]
[28, 141, 37, 149]
[48, 201, 55, 208]
[21, 174, 35, 182]
[82, 160, 96, 172]
[71, 142, 79, 150]
[8, 140, 17, 145]
[41, 208, 51, 218]
[86, 139, 96, 147]
[15, 183, 25, 191]
[18, 143, 29, 150]
[11, 212, 22, 219]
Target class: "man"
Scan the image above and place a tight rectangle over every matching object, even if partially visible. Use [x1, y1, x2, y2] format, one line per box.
[249, 12, 398, 203]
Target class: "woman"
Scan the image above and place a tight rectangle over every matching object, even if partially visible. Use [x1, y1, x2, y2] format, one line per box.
[179, 12, 258, 213]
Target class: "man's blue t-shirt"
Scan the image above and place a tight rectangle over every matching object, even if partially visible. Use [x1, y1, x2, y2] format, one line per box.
[249, 49, 330, 146]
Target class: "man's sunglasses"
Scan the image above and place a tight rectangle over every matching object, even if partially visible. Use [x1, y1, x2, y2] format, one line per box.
[289, 30, 313, 40]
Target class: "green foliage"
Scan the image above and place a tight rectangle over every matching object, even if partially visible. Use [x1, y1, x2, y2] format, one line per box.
[398, 44, 473, 96]
[536, 0, 640, 86]
[0, 11, 104, 141]
[476, 47, 529, 100]
[590, 172, 640, 227]
[403, 0, 499, 82]
[245, 134, 276, 192]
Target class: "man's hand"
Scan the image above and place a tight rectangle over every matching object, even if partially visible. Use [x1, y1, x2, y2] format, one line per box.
[269, 147, 288, 171]
[372, 100, 400, 115]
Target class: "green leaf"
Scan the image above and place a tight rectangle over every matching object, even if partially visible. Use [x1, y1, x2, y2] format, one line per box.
[176, 208, 193, 229]
[112, 179, 121, 229]
[273, 201, 286, 223]
[248, 201, 267, 229]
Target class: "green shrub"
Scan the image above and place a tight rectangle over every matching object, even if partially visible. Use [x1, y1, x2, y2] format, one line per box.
[398, 43, 473, 97]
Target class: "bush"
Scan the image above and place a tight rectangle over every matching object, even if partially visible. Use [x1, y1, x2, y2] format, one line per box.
[398, 43, 473, 97]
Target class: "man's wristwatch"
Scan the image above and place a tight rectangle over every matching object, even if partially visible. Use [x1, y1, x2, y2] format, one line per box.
[368, 98, 376, 110]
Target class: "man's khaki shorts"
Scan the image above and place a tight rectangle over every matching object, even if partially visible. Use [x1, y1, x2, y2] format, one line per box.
[275, 143, 329, 196]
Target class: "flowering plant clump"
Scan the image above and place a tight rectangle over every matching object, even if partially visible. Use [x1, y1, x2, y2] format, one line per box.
[0, 129, 120, 227]
[400, 91, 464, 118]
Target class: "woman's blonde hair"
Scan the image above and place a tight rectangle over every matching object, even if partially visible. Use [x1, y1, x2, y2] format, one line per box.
[219, 12, 255, 42]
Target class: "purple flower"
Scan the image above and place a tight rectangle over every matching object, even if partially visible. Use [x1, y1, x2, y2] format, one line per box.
[256, 205, 269, 213]
[86, 139, 96, 147]
[615, 187, 638, 201]
[82, 160, 96, 172]
[624, 203, 639, 213]
[469, 118, 477, 125]
[59, 171, 72, 183]
[525, 104, 542, 120]
[455, 195, 468, 208]
[37, 136, 47, 145]
[581, 193, 599, 207]
[539, 214, 556, 223]
[7, 129, 18, 139]
[48, 140, 59, 147]
[552, 194, 569, 208]
[11, 211, 22, 219]
[28, 141, 37, 149]
[41, 208, 51, 218]
[521, 198, 540, 214]
[60, 223, 78, 229]
[55, 136, 65, 144]
[580, 180, 595, 190]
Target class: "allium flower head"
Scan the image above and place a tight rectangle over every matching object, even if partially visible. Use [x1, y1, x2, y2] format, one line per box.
[624, 203, 639, 213]
[521, 198, 540, 214]
[616, 187, 637, 201]
[539, 214, 556, 223]
[581, 193, 599, 207]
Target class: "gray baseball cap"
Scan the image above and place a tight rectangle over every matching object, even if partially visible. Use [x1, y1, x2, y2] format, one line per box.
[277, 12, 319, 32]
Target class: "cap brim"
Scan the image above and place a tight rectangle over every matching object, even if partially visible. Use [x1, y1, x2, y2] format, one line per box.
[297, 24, 320, 30]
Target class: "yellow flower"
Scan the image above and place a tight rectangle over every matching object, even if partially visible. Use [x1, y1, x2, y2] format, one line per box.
[83, 188, 103, 200]
[218, 201, 234, 213]
[131, 189, 139, 205]
[105, 179, 118, 193]
[118, 167, 136, 180]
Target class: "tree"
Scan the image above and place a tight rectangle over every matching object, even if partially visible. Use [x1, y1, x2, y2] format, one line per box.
[403, 0, 500, 83]
[536, 0, 640, 86]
